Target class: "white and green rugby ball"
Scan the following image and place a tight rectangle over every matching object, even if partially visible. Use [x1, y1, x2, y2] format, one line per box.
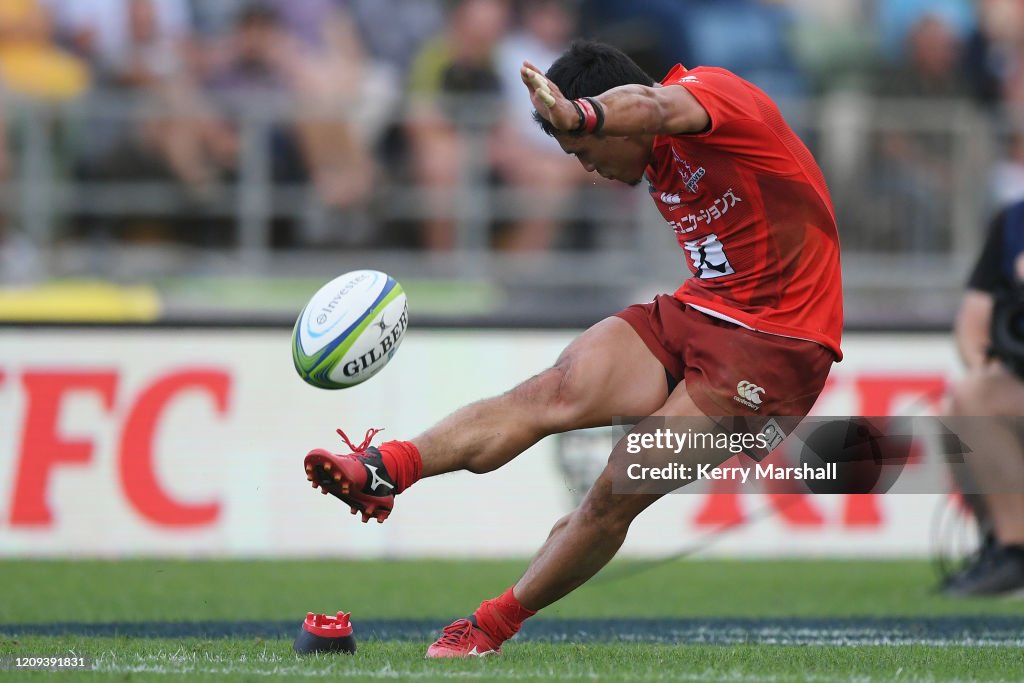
[292, 270, 408, 389]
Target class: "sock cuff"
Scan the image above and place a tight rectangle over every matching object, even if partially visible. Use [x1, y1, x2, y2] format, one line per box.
[501, 585, 537, 618]
[473, 585, 537, 643]
[378, 440, 422, 493]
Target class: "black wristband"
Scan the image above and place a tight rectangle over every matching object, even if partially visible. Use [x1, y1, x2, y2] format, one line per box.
[570, 99, 586, 132]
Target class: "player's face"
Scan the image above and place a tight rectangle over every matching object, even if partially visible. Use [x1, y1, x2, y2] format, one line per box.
[554, 134, 651, 186]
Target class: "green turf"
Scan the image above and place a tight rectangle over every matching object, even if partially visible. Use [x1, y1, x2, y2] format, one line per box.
[0, 559, 1019, 623]
[1, 637, 1022, 682]
[2, 560, 1020, 682]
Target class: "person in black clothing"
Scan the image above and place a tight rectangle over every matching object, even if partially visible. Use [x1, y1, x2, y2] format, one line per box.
[945, 199, 1024, 596]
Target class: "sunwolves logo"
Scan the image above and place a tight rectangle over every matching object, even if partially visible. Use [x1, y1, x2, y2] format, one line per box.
[681, 161, 705, 193]
[672, 149, 705, 193]
[734, 380, 765, 411]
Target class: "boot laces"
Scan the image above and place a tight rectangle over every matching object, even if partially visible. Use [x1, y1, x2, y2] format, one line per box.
[335, 427, 383, 453]
[435, 619, 474, 648]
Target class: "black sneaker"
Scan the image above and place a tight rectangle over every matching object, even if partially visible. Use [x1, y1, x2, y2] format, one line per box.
[936, 532, 998, 592]
[943, 543, 1024, 597]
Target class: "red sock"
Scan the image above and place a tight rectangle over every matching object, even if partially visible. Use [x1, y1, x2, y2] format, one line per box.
[378, 440, 422, 493]
[472, 586, 537, 643]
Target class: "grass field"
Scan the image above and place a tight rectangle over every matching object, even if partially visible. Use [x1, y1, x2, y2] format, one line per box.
[1, 559, 1022, 681]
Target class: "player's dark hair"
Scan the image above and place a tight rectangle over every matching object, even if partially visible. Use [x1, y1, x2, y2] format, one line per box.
[533, 40, 654, 137]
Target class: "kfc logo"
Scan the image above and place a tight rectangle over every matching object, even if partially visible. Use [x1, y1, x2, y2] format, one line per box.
[4, 368, 231, 528]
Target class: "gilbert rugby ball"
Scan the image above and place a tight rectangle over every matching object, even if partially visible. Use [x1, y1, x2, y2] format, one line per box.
[292, 270, 408, 389]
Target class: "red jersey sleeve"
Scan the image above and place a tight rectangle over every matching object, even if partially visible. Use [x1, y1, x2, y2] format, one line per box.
[660, 64, 756, 136]
[660, 65, 805, 177]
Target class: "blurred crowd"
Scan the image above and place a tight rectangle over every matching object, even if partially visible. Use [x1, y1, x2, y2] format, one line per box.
[1, 0, 1024, 252]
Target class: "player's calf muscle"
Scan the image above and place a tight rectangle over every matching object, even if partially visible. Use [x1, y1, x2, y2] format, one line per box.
[578, 477, 649, 531]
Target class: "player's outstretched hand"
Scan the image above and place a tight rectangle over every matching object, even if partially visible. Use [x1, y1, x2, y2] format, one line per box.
[521, 61, 578, 132]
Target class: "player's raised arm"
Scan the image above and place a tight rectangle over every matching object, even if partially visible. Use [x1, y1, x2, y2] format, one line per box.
[521, 61, 709, 137]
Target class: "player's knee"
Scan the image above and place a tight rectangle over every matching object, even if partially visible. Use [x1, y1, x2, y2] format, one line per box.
[546, 512, 573, 539]
[510, 361, 592, 431]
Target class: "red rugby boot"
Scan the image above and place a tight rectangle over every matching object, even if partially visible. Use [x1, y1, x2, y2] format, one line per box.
[304, 428, 396, 523]
[425, 618, 503, 658]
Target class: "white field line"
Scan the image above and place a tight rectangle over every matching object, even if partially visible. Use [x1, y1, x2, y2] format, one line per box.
[89, 660, 885, 682]
[609, 635, 1024, 647]
[87, 651, 1013, 683]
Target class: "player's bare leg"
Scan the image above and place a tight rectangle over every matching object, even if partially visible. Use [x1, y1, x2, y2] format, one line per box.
[426, 385, 735, 657]
[304, 317, 669, 521]
[414, 317, 668, 476]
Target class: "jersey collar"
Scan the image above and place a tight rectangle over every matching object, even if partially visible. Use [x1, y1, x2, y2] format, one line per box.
[660, 64, 688, 85]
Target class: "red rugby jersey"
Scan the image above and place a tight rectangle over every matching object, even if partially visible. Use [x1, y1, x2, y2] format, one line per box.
[647, 65, 843, 359]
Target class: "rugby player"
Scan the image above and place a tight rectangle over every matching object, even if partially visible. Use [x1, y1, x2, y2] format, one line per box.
[303, 41, 843, 657]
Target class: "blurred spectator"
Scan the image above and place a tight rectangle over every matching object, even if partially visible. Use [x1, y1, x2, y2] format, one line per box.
[784, 0, 877, 94]
[406, 0, 512, 250]
[205, 5, 301, 186]
[342, 0, 444, 74]
[266, 0, 338, 51]
[868, 14, 970, 251]
[189, 0, 250, 37]
[990, 133, 1024, 209]
[53, 0, 192, 85]
[492, 0, 594, 251]
[209, 3, 397, 220]
[968, 0, 1024, 129]
[962, 0, 1024, 109]
[56, 0, 234, 209]
[496, 0, 575, 160]
[875, 0, 975, 61]
[579, 0, 691, 76]
[186, 0, 249, 77]
[0, 0, 90, 101]
[676, 0, 807, 100]
[0, 105, 7, 184]
[0, 0, 89, 261]
[583, 0, 805, 100]
[105, 0, 190, 89]
[0, 100, 8, 262]
[277, 0, 399, 212]
[875, 15, 969, 100]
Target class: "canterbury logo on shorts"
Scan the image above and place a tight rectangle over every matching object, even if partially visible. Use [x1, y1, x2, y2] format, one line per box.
[734, 380, 765, 410]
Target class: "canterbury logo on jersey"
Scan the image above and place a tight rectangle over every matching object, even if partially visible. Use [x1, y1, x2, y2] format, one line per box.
[734, 380, 765, 410]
